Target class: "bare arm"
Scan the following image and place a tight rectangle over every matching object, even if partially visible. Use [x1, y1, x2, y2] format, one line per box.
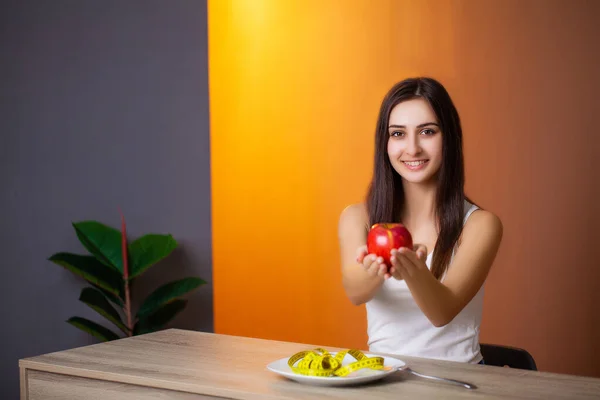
[338, 204, 388, 305]
[390, 210, 503, 327]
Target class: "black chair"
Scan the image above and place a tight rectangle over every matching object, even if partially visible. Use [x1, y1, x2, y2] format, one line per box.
[480, 343, 537, 370]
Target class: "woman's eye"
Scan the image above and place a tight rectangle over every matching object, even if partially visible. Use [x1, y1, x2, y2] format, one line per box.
[390, 131, 404, 137]
[421, 128, 435, 135]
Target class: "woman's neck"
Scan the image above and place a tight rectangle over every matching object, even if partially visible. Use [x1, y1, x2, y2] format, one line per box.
[400, 180, 437, 227]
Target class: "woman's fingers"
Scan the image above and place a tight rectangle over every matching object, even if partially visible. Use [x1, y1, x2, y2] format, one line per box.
[356, 245, 368, 263]
[360, 254, 378, 275]
[371, 264, 386, 278]
[399, 247, 421, 269]
[353, 243, 426, 281]
[389, 250, 404, 280]
[357, 248, 389, 279]
[369, 257, 388, 278]
[413, 244, 428, 260]
[371, 256, 385, 276]
[396, 247, 429, 278]
[361, 254, 376, 269]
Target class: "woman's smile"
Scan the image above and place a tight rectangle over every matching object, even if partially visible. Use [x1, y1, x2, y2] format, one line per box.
[402, 159, 429, 171]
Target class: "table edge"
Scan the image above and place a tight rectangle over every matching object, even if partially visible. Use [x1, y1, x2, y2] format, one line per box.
[19, 358, 281, 400]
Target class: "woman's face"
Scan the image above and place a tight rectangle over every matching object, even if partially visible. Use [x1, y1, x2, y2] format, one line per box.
[387, 98, 443, 184]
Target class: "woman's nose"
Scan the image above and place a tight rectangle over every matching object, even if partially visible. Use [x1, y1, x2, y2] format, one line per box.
[406, 136, 422, 156]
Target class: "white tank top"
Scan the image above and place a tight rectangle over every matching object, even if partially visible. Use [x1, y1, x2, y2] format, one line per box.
[365, 200, 484, 363]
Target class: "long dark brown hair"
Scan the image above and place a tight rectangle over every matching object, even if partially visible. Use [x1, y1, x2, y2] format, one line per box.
[365, 77, 475, 280]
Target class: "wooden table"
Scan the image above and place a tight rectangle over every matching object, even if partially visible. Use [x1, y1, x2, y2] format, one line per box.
[19, 328, 600, 399]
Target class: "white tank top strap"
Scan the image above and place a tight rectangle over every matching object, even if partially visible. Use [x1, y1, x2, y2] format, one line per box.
[463, 200, 480, 223]
[448, 200, 480, 265]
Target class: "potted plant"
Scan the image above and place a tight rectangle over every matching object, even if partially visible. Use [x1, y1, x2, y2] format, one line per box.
[48, 211, 206, 341]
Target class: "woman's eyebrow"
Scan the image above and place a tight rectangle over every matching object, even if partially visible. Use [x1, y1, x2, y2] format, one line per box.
[388, 122, 439, 129]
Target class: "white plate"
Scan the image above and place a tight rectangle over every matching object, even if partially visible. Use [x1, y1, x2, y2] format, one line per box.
[266, 351, 407, 386]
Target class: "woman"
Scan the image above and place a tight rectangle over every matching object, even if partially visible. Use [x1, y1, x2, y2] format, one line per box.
[338, 77, 502, 364]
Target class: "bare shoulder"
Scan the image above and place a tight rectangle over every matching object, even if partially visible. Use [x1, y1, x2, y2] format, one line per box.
[338, 203, 369, 237]
[339, 203, 368, 227]
[443, 208, 503, 303]
[464, 209, 503, 238]
[458, 208, 503, 254]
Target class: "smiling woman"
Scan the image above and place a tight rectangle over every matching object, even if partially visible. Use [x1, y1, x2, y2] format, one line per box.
[338, 77, 503, 364]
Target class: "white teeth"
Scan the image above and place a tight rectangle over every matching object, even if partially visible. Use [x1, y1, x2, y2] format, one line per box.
[404, 161, 426, 167]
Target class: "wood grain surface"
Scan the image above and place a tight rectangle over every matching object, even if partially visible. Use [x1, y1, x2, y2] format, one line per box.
[19, 329, 600, 399]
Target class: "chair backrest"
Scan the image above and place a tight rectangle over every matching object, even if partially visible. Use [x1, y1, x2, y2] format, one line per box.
[480, 343, 537, 370]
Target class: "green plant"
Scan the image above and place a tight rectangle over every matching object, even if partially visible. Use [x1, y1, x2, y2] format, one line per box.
[48, 211, 206, 341]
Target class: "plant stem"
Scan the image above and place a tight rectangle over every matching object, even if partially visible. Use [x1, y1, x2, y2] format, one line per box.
[119, 208, 133, 336]
[124, 281, 132, 336]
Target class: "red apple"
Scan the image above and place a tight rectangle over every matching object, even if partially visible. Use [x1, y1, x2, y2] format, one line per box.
[366, 223, 413, 268]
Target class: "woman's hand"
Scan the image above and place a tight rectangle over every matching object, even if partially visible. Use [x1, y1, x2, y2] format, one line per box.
[356, 245, 391, 280]
[389, 244, 428, 280]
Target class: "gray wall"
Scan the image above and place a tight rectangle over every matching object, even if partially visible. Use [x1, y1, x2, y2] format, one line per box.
[0, 1, 213, 398]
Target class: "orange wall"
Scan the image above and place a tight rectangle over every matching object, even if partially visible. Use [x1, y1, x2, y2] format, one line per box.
[209, 0, 600, 377]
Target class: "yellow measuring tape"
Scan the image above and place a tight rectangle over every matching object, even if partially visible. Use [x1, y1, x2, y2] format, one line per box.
[288, 348, 384, 377]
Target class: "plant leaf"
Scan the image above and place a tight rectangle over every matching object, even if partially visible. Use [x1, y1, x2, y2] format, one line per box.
[73, 221, 123, 273]
[67, 316, 121, 342]
[49, 252, 124, 298]
[79, 287, 128, 335]
[128, 234, 177, 279]
[136, 277, 205, 319]
[92, 284, 124, 308]
[134, 299, 187, 335]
